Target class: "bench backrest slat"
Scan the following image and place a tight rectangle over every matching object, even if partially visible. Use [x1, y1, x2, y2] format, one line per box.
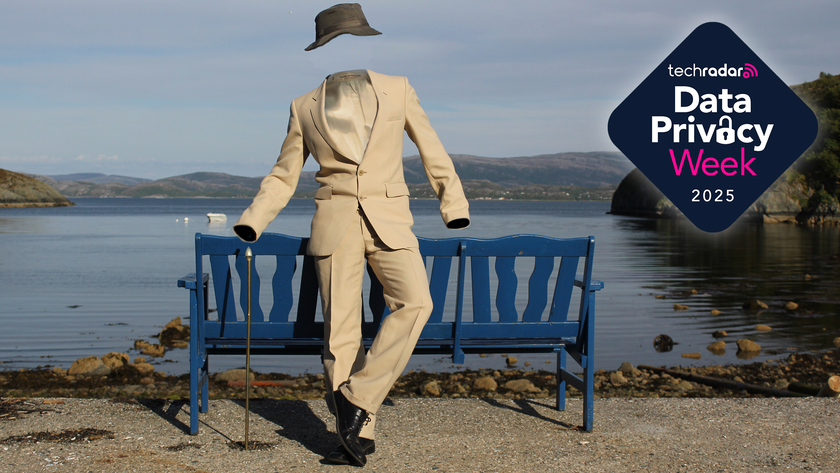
[209, 255, 237, 325]
[493, 256, 518, 323]
[470, 256, 491, 323]
[269, 255, 296, 322]
[549, 256, 579, 322]
[521, 256, 555, 322]
[427, 256, 453, 323]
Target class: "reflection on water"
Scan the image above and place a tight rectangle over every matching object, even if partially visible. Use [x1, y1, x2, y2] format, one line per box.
[0, 217, 50, 234]
[606, 216, 839, 367]
[0, 198, 837, 375]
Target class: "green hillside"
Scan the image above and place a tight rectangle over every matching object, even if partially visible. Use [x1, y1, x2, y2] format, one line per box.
[0, 168, 75, 208]
[789, 72, 840, 222]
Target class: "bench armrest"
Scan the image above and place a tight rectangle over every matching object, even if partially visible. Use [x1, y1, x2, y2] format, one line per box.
[575, 278, 604, 291]
[177, 273, 209, 289]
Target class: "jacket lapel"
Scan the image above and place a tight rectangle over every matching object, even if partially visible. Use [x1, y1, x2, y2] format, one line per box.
[363, 70, 390, 162]
[310, 70, 390, 164]
[310, 79, 354, 162]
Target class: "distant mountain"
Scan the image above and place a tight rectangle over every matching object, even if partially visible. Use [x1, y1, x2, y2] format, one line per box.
[31, 152, 633, 200]
[26, 172, 262, 198]
[1, 168, 75, 208]
[119, 172, 265, 198]
[47, 173, 151, 186]
[403, 152, 633, 188]
[27, 173, 130, 198]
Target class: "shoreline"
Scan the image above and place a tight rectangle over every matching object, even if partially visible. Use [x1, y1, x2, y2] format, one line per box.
[0, 201, 75, 208]
[3, 349, 837, 402]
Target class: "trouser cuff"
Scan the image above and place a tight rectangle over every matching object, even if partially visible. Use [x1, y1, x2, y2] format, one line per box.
[339, 384, 378, 415]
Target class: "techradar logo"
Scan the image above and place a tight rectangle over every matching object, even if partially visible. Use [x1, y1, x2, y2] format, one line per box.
[608, 22, 817, 233]
[667, 63, 758, 78]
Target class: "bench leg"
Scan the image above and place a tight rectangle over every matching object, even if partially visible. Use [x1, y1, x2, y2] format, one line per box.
[189, 355, 209, 435]
[201, 357, 209, 413]
[188, 285, 201, 435]
[582, 294, 595, 432]
[190, 361, 200, 435]
[558, 342, 594, 431]
[189, 310, 208, 434]
[556, 348, 567, 411]
[583, 358, 594, 432]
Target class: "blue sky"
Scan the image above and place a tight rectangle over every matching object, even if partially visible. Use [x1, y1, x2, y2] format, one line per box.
[1, 1, 837, 179]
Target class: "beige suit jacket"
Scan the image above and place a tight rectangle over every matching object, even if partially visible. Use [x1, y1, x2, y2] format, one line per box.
[234, 70, 470, 256]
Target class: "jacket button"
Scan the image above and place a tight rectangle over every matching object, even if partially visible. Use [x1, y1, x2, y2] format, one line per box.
[359, 196, 366, 201]
[358, 170, 366, 176]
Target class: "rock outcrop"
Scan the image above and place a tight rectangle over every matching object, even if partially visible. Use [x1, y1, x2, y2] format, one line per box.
[0, 168, 75, 208]
[746, 180, 809, 223]
[608, 168, 680, 218]
[68, 356, 110, 376]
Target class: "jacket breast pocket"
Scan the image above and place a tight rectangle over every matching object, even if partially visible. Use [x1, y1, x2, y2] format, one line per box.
[314, 186, 332, 200]
[385, 182, 410, 198]
[387, 114, 404, 122]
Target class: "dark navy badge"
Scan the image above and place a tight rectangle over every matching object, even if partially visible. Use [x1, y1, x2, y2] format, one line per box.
[608, 22, 818, 232]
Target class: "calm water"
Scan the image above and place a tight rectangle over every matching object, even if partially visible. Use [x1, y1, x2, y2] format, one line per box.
[1, 198, 838, 375]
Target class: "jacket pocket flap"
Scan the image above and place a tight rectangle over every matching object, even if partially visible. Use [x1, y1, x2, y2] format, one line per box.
[314, 186, 332, 200]
[387, 114, 403, 122]
[385, 182, 410, 197]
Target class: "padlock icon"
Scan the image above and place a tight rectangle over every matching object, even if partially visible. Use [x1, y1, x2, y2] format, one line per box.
[716, 116, 735, 144]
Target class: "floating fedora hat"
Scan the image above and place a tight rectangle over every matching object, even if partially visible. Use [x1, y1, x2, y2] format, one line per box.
[305, 3, 381, 51]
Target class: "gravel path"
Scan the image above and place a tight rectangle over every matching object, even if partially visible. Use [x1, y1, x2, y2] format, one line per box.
[1, 397, 838, 472]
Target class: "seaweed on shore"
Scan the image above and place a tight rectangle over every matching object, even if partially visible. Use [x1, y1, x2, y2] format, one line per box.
[1, 350, 838, 401]
[1, 428, 114, 444]
[0, 398, 55, 421]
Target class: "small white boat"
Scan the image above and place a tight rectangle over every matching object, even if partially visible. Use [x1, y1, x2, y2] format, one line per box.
[207, 213, 227, 223]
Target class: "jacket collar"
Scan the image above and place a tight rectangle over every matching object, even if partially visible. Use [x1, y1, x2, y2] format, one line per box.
[310, 69, 390, 164]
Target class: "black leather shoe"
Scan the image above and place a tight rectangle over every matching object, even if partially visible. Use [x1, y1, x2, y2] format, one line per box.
[333, 390, 370, 465]
[324, 438, 375, 465]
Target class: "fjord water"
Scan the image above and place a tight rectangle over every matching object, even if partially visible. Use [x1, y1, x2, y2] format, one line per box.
[1, 198, 838, 375]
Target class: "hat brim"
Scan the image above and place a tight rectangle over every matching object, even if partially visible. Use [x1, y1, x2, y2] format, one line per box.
[305, 26, 382, 51]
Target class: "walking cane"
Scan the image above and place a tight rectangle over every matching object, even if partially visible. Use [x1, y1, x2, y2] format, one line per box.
[245, 247, 253, 450]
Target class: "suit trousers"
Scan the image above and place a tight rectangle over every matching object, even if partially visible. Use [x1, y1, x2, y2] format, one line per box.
[315, 207, 433, 439]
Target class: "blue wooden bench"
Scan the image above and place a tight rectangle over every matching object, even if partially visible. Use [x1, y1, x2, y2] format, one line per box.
[178, 233, 602, 434]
